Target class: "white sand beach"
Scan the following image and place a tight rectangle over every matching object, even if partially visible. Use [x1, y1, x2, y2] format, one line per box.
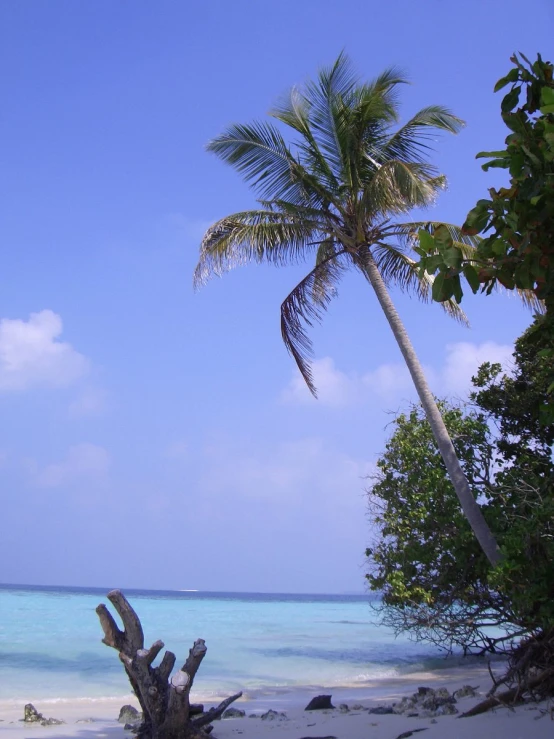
[1, 663, 551, 739]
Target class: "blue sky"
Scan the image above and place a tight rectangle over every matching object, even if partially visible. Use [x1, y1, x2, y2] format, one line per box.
[0, 0, 552, 593]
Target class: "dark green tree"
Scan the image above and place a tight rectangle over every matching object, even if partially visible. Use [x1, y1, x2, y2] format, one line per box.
[366, 320, 554, 652]
[365, 402, 515, 653]
[473, 323, 554, 626]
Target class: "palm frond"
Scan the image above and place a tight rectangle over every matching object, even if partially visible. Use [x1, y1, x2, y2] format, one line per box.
[271, 87, 341, 196]
[281, 248, 348, 395]
[355, 67, 408, 125]
[363, 161, 445, 216]
[271, 85, 312, 136]
[312, 238, 342, 303]
[207, 121, 302, 201]
[258, 199, 334, 223]
[194, 210, 322, 287]
[207, 120, 343, 211]
[381, 106, 464, 163]
[302, 52, 360, 184]
[345, 69, 408, 192]
[496, 285, 546, 313]
[371, 243, 469, 325]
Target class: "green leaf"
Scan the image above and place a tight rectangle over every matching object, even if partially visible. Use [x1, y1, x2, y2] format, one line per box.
[491, 240, 507, 256]
[433, 224, 453, 251]
[418, 229, 435, 254]
[431, 271, 446, 302]
[497, 268, 516, 290]
[476, 150, 509, 159]
[493, 68, 519, 92]
[432, 272, 455, 302]
[481, 158, 509, 171]
[443, 247, 463, 269]
[452, 276, 463, 303]
[463, 204, 490, 235]
[514, 262, 534, 290]
[508, 152, 525, 177]
[463, 264, 480, 293]
[540, 87, 554, 107]
[503, 110, 527, 134]
[501, 86, 521, 113]
[440, 276, 455, 302]
[540, 103, 554, 114]
[423, 255, 445, 273]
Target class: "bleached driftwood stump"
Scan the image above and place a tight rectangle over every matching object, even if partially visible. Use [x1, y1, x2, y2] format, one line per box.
[96, 590, 242, 739]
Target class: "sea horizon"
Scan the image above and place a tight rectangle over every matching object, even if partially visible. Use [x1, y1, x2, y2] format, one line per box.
[0, 582, 368, 598]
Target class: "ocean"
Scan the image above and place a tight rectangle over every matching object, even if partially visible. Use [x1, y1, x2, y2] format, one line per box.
[0, 584, 459, 706]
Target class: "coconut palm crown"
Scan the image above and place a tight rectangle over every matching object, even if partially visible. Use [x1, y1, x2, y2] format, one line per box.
[194, 53, 501, 565]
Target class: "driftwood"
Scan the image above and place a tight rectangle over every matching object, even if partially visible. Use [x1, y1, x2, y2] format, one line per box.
[460, 668, 554, 718]
[96, 590, 242, 739]
[460, 629, 554, 718]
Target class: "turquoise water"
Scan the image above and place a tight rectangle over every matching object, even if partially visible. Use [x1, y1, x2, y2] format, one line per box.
[0, 585, 452, 704]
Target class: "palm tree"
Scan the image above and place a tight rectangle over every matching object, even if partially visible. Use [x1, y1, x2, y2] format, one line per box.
[194, 54, 501, 565]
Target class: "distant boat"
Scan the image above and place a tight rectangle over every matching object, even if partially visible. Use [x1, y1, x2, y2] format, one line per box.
[178, 589, 199, 592]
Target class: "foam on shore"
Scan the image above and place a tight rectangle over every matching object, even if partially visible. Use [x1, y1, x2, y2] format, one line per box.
[1, 661, 551, 739]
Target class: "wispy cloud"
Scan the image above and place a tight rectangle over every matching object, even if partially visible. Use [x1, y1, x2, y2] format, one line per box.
[0, 310, 89, 392]
[280, 357, 358, 407]
[34, 443, 111, 488]
[191, 435, 374, 573]
[197, 436, 374, 504]
[281, 341, 514, 408]
[441, 341, 513, 396]
[68, 386, 108, 418]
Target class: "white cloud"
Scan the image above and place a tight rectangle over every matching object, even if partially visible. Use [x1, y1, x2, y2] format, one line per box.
[0, 310, 89, 392]
[280, 357, 356, 407]
[195, 437, 374, 528]
[281, 341, 513, 408]
[281, 356, 413, 407]
[198, 436, 373, 504]
[35, 443, 111, 488]
[442, 342, 513, 396]
[362, 362, 412, 396]
[68, 386, 108, 417]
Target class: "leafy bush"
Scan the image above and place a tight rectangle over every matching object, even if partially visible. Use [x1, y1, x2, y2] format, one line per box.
[366, 321, 554, 652]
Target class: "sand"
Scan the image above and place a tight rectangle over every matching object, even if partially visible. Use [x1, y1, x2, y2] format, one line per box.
[0, 663, 551, 739]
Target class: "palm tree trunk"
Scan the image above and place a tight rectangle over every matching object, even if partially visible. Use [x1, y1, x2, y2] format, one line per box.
[362, 255, 501, 566]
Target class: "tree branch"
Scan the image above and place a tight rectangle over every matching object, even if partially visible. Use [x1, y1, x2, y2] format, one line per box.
[137, 640, 165, 667]
[156, 651, 176, 684]
[106, 589, 144, 653]
[181, 640, 207, 686]
[191, 692, 243, 729]
[96, 604, 125, 650]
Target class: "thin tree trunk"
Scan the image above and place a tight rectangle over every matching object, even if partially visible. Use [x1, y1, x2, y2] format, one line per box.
[362, 255, 501, 566]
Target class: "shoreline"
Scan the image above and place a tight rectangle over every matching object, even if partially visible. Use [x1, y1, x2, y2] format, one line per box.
[0, 658, 504, 710]
[1, 661, 551, 739]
